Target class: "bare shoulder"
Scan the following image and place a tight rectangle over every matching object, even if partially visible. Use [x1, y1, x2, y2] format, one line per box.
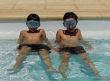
[57, 29, 63, 33]
[20, 30, 27, 34]
[39, 28, 45, 32]
[39, 29, 46, 35]
[76, 28, 81, 34]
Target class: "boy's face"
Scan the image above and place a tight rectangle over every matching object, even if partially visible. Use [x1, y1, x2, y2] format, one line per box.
[64, 18, 77, 29]
[26, 20, 40, 29]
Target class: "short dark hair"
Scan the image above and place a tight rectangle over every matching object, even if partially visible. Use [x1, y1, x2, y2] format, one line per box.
[63, 12, 78, 22]
[27, 13, 40, 22]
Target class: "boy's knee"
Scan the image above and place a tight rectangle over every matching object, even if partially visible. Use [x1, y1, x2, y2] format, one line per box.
[43, 55, 49, 60]
[82, 56, 87, 60]
[19, 46, 31, 54]
[63, 53, 70, 58]
[82, 57, 90, 63]
[39, 49, 48, 54]
[40, 49, 47, 51]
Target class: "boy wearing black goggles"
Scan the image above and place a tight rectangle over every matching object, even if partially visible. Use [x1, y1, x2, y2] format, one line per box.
[55, 12, 101, 79]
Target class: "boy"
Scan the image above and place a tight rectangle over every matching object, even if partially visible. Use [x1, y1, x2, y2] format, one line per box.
[55, 12, 100, 79]
[10, 13, 55, 72]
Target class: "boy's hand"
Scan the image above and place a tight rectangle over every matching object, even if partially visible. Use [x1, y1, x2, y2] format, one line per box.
[86, 45, 93, 51]
[53, 47, 59, 52]
[79, 40, 93, 51]
[47, 44, 52, 49]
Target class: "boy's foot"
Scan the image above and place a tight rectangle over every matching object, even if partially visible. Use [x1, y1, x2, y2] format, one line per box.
[47, 67, 58, 73]
[96, 75, 108, 80]
[59, 69, 67, 80]
[60, 72, 67, 80]
[7, 68, 19, 74]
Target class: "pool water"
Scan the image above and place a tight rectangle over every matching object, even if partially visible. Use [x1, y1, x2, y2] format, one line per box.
[0, 20, 110, 81]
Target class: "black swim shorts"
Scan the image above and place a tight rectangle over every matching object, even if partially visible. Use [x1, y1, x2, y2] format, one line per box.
[59, 46, 86, 54]
[17, 44, 51, 52]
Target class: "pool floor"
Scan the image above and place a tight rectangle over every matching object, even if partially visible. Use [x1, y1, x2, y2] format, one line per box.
[0, 39, 110, 81]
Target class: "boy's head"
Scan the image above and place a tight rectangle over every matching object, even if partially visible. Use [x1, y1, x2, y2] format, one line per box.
[63, 12, 78, 29]
[26, 13, 40, 29]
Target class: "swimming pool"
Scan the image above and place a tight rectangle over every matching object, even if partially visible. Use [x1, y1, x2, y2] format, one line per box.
[0, 20, 110, 81]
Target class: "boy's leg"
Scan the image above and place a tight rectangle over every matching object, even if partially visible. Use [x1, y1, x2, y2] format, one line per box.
[13, 46, 31, 70]
[59, 52, 70, 79]
[80, 53, 100, 76]
[39, 49, 56, 72]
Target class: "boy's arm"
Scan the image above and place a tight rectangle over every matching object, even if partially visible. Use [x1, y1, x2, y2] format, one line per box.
[78, 29, 93, 50]
[78, 29, 83, 40]
[17, 31, 24, 44]
[55, 30, 62, 47]
[41, 29, 52, 48]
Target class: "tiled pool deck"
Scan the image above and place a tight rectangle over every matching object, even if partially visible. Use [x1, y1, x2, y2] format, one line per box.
[0, 0, 110, 20]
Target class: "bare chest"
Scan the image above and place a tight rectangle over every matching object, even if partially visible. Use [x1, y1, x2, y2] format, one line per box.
[25, 33, 42, 40]
[61, 35, 78, 42]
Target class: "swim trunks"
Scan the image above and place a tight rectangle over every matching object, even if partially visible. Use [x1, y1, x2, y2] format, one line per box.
[59, 46, 86, 54]
[17, 44, 51, 52]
